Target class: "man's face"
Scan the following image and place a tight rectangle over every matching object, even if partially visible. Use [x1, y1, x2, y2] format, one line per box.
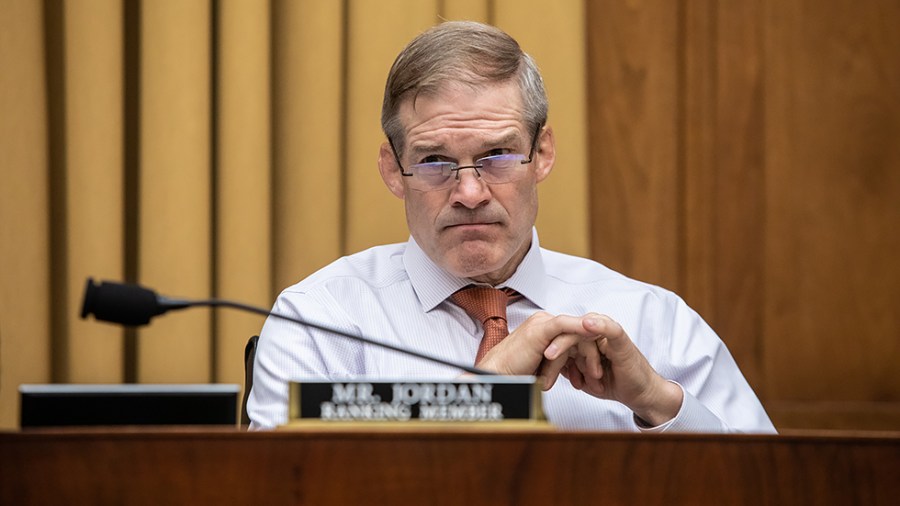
[378, 81, 555, 284]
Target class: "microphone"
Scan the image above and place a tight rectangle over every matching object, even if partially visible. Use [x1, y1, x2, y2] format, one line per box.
[80, 278, 490, 376]
[80, 278, 188, 326]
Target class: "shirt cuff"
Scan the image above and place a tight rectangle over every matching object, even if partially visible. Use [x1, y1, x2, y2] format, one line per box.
[634, 382, 727, 433]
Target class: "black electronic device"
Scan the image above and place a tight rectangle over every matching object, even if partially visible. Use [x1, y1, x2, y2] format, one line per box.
[19, 384, 239, 428]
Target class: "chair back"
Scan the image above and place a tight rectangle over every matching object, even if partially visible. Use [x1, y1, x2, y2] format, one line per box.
[240, 335, 259, 426]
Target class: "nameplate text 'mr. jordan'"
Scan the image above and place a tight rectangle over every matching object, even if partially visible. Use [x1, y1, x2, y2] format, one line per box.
[288, 377, 543, 425]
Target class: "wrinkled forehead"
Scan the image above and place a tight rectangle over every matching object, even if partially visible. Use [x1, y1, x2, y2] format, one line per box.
[394, 81, 527, 143]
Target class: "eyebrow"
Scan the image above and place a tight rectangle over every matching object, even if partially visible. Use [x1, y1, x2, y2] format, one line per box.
[481, 131, 522, 151]
[407, 131, 524, 159]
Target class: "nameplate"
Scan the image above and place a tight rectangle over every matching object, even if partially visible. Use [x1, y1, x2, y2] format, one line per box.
[288, 376, 543, 424]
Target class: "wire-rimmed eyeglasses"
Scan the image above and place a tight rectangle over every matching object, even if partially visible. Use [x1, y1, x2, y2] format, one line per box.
[388, 126, 542, 191]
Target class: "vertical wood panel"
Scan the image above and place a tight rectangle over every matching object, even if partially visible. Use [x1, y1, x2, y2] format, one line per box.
[216, 0, 271, 386]
[710, 1, 766, 390]
[586, 0, 681, 291]
[682, 1, 766, 389]
[43, 0, 67, 382]
[682, 0, 717, 321]
[495, 0, 589, 257]
[272, 0, 344, 291]
[344, 0, 438, 253]
[0, 0, 52, 428]
[763, 0, 900, 404]
[63, 0, 124, 383]
[138, 0, 211, 382]
[439, 0, 489, 23]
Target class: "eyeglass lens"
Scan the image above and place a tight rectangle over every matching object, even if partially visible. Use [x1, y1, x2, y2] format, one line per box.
[408, 154, 528, 190]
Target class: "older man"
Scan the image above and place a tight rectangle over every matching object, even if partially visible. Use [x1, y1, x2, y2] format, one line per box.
[248, 21, 775, 433]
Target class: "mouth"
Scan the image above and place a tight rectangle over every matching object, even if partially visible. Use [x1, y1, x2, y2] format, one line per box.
[444, 221, 498, 230]
[438, 208, 505, 232]
[442, 222, 502, 239]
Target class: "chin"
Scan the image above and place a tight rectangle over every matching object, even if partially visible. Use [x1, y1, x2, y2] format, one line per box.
[447, 248, 506, 280]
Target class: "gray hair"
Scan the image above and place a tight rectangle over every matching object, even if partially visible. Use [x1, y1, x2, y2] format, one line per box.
[381, 21, 548, 154]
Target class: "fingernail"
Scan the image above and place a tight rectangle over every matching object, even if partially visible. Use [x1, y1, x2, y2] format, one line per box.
[546, 343, 559, 358]
[585, 317, 601, 328]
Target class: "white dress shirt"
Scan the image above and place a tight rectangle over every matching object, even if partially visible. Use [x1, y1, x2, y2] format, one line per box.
[248, 229, 776, 433]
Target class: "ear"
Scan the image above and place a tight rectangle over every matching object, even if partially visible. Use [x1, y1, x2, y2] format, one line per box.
[533, 126, 556, 184]
[378, 141, 406, 199]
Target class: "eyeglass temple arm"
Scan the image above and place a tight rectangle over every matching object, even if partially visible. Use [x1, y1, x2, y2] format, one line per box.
[526, 124, 543, 160]
[387, 136, 414, 176]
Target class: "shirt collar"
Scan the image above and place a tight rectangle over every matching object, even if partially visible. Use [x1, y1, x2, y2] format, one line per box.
[404, 228, 548, 312]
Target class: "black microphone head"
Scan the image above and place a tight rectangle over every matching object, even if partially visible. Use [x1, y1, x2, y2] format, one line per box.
[81, 278, 165, 326]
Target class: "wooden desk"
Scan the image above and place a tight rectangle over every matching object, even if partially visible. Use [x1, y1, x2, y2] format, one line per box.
[1, 428, 898, 505]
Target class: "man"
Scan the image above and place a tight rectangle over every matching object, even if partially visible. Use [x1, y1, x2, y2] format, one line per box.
[248, 21, 775, 433]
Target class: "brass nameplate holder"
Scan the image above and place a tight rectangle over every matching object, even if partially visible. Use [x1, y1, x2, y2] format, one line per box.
[287, 376, 545, 427]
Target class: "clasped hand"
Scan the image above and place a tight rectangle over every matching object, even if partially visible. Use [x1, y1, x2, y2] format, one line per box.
[477, 312, 684, 427]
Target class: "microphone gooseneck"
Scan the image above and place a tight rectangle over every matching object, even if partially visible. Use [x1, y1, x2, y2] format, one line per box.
[80, 278, 490, 375]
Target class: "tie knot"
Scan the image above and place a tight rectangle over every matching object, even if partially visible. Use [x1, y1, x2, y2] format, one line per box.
[450, 285, 515, 324]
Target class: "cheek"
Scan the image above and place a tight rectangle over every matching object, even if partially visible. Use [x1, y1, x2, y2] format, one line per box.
[497, 181, 539, 228]
[404, 192, 441, 232]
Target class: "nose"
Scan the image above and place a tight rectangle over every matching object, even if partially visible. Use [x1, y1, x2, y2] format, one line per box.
[449, 166, 491, 209]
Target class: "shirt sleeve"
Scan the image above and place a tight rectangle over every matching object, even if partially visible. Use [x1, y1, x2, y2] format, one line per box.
[635, 296, 778, 434]
[634, 382, 744, 433]
[247, 288, 365, 430]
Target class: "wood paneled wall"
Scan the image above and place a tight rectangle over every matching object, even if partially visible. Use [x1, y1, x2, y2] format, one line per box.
[587, 0, 900, 430]
[0, 0, 589, 429]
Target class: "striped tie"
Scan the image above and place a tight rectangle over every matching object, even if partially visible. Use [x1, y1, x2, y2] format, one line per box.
[451, 286, 519, 365]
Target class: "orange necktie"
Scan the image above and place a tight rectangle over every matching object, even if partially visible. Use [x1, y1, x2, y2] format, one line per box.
[451, 286, 519, 364]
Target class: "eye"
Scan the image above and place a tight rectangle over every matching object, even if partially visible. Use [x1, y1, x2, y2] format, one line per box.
[419, 154, 449, 164]
[484, 148, 512, 158]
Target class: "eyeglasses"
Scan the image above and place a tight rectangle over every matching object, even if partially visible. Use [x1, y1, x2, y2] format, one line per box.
[388, 127, 542, 191]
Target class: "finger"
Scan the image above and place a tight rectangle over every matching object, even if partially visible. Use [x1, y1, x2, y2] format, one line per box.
[583, 314, 632, 360]
[538, 352, 572, 391]
[564, 357, 585, 389]
[579, 372, 607, 398]
[479, 311, 557, 375]
[575, 340, 604, 379]
[542, 314, 605, 358]
[544, 329, 598, 362]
